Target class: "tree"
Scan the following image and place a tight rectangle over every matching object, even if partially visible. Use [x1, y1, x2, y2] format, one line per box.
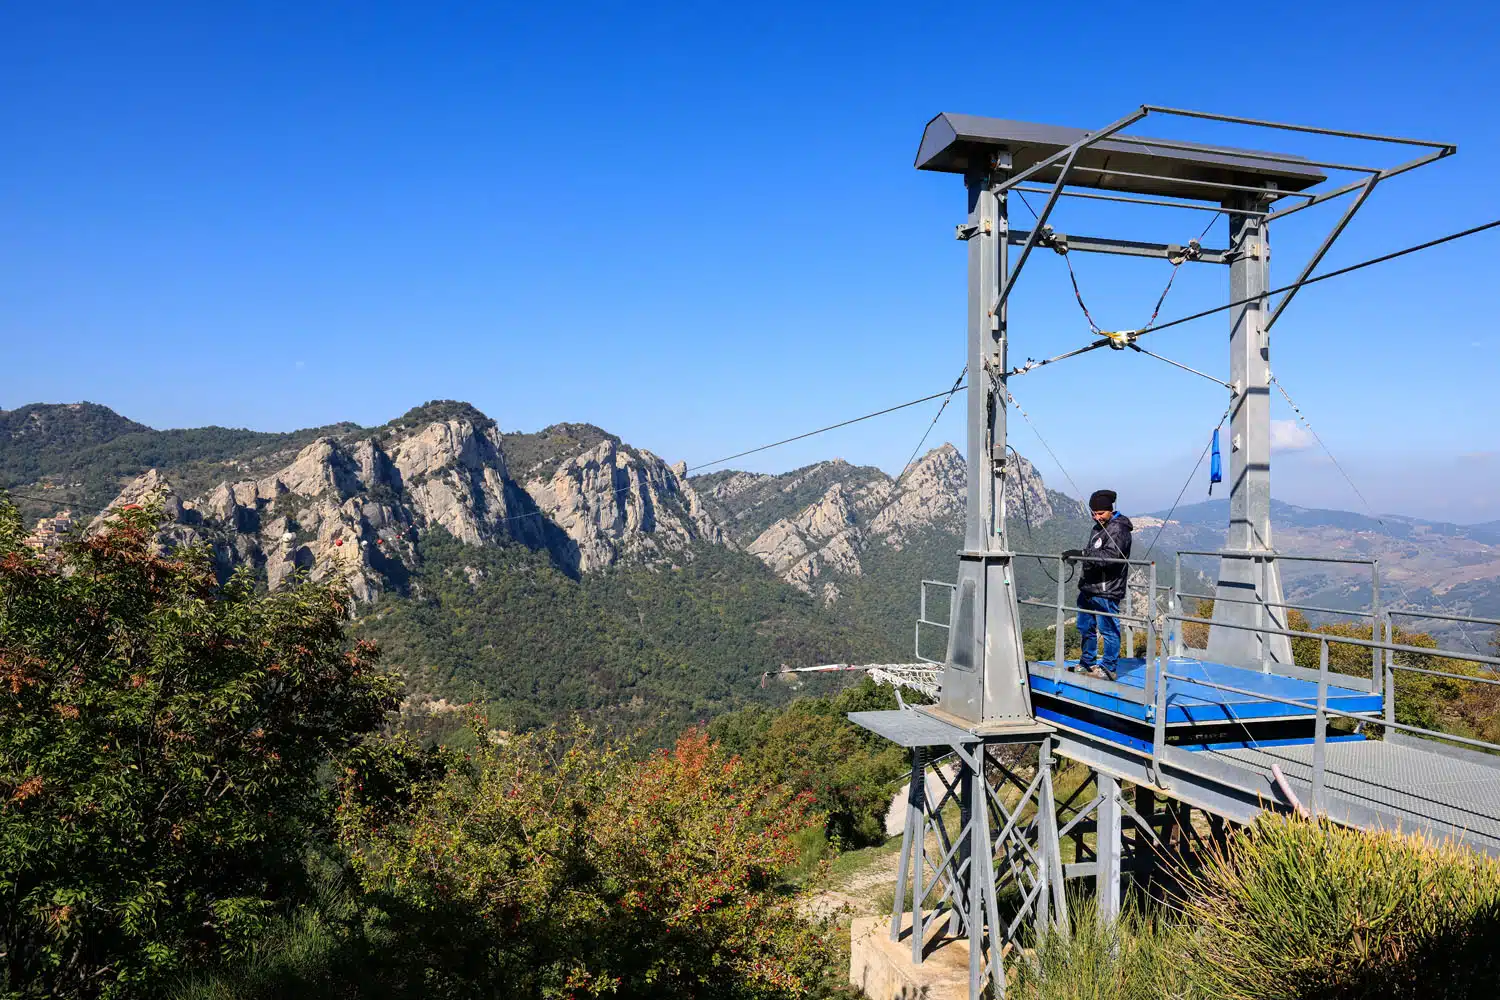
[709, 678, 911, 847]
[336, 722, 843, 999]
[0, 498, 398, 997]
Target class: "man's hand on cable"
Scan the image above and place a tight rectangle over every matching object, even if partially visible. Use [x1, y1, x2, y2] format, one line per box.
[1062, 549, 1084, 560]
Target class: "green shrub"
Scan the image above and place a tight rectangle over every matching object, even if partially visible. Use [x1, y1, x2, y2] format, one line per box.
[708, 678, 911, 848]
[1012, 895, 1195, 1000]
[0, 498, 398, 997]
[1175, 814, 1500, 999]
[335, 722, 845, 999]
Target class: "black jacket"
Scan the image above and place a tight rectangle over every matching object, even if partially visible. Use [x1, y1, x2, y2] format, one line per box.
[1077, 513, 1133, 601]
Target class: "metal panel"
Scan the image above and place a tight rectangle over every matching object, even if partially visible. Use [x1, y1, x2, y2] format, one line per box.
[846, 709, 977, 748]
[915, 113, 1326, 196]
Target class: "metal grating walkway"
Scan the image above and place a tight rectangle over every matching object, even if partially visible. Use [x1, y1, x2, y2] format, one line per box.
[1206, 739, 1500, 853]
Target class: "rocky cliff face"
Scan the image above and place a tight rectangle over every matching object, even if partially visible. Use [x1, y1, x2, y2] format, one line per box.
[95, 404, 726, 601]
[734, 445, 1077, 599]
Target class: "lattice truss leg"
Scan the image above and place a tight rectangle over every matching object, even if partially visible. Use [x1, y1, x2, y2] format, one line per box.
[887, 737, 1069, 998]
[1053, 767, 1239, 919]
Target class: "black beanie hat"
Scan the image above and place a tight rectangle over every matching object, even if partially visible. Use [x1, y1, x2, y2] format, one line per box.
[1089, 489, 1117, 512]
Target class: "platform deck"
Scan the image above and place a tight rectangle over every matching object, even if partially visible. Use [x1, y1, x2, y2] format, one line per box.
[1206, 739, 1500, 852]
[1030, 657, 1382, 727]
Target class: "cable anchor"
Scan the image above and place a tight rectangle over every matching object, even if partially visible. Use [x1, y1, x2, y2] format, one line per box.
[1166, 238, 1202, 266]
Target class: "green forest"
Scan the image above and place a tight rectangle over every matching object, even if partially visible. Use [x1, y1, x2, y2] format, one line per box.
[357, 530, 905, 736]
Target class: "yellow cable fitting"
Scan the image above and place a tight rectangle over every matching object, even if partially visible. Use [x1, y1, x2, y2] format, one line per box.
[1103, 330, 1136, 350]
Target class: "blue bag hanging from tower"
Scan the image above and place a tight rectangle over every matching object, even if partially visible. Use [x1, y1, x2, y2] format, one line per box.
[1208, 428, 1223, 495]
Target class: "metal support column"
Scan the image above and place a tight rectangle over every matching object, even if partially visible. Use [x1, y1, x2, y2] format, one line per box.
[1210, 193, 1293, 667]
[891, 749, 924, 942]
[1134, 784, 1157, 897]
[1037, 738, 1070, 939]
[1096, 773, 1122, 924]
[939, 155, 1033, 727]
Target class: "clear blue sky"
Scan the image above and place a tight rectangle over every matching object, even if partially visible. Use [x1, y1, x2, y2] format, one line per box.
[3, 3, 1498, 521]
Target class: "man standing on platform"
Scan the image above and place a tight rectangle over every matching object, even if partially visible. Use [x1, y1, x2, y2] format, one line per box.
[1067, 489, 1133, 680]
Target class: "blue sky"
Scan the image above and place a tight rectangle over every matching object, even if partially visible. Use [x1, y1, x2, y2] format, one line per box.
[3, 3, 1498, 521]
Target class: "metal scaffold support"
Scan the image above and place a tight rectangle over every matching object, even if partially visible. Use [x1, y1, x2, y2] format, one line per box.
[847, 104, 1473, 999]
[857, 710, 1067, 998]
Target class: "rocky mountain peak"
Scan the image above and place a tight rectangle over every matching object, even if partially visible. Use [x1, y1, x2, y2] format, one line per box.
[85, 404, 725, 601]
[525, 438, 724, 574]
[736, 444, 1076, 597]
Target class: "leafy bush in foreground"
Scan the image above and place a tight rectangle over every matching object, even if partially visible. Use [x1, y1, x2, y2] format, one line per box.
[1175, 814, 1500, 1000]
[0, 498, 397, 997]
[336, 722, 845, 999]
[708, 678, 912, 848]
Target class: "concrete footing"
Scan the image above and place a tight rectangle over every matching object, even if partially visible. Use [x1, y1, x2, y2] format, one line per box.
[848, 914, 969, 1000]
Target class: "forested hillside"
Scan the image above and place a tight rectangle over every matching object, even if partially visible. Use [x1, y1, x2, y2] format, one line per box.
[357, 532, 903, 735]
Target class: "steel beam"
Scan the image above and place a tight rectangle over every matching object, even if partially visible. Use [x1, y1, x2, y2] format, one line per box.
[1096, 774, 1122, 924]
[1063, 162, 1315, 201]
[1266, 173, 1380, 330]
[1007, 229, 1230, 263]
[1210, 196, 1293, 667]
[1142, 105, 1454, 148]
[993, 107, 1149, 194]
[938, 156, 1035, 728]
[1015, 183, 1257, 215]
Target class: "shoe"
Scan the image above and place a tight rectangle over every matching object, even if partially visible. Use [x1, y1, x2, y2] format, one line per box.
[1089, 666, 1117, 681]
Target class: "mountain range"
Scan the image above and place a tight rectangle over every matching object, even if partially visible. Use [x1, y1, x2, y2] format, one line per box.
[3, 400, 1496, 725]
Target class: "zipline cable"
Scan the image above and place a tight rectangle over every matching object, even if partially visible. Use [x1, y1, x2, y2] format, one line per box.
[894, 367, 967, 483]
[2, 490, 80, 509]
[688, 384, 967, 473]
[1008, 218, 1500, 378]
[1268, 374, 1486, 656]
[1268, 374, 1377, 520]
[1126, 344, 1233, 390]
[1143, 405, 1232, 561]
[997, 382, 1084, 499]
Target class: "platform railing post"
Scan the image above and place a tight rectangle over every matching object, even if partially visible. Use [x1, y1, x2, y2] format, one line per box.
[1313, 639, 1328, 815]
[1169, 586, 1183, 658]
[1145, 563, 1158, 707]
[1370, 560, 1382, 688]
[915, 583, 925, 662]
[1258, 555, 1270, 673]
[1054, 555, 1068, 680]
[1152, 640, 1168, 768]
[1173, 552, 1182, 631]
[1383, 614, 1396, 738]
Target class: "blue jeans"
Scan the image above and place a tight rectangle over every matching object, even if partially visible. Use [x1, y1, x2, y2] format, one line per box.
[1077, 594, 1121, 671]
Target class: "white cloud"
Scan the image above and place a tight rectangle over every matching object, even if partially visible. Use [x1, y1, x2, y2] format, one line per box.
[1270, 419, 1315, 452]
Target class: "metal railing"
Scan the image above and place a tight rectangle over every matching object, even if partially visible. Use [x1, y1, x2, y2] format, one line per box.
[1012, 550, 1166, 703]
[915, 549, 1500, 820]
[914, 580, 957, 665]
[1160, 612, 1500, 814]
[1173, 549, 1384, 683]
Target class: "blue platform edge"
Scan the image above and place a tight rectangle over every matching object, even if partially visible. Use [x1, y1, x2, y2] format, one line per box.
[1035, 706, 1368, 755]
[1030, 657, 1383, 726]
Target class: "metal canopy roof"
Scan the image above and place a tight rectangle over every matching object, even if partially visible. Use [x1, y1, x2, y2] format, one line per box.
[916, 113, 1327, 200]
